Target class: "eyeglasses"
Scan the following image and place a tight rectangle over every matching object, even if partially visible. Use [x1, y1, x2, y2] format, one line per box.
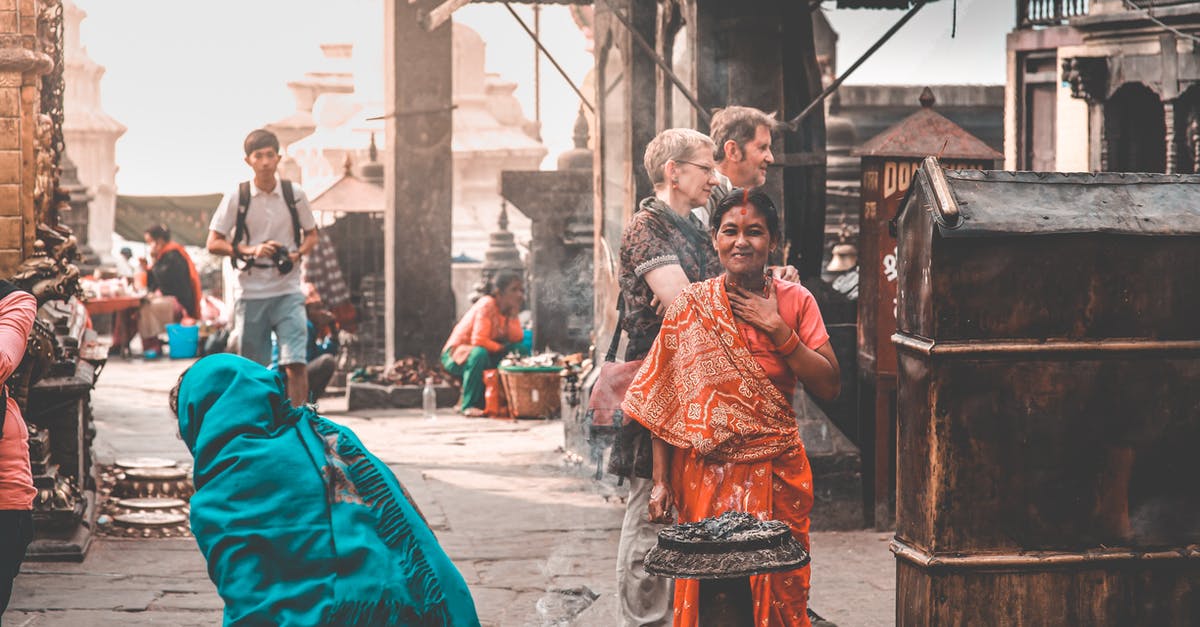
[674, 160, 716, 176]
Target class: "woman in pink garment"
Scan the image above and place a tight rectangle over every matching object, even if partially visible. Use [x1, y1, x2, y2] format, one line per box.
[0, 280, 37, 612]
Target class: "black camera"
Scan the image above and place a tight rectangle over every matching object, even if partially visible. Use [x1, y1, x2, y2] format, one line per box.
[271, 247, 294, 274]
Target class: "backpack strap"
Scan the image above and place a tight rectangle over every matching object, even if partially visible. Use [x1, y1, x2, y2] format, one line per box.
[279, 179, 302, 248]
[231, 181, 252, 270]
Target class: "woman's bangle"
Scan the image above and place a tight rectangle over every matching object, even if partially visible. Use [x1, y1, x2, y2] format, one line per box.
[776, 331, 801, 355]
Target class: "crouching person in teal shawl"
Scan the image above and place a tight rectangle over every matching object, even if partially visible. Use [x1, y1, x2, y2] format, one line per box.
[173, 354, 480, 626]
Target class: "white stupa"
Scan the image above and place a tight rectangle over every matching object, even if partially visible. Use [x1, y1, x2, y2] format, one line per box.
[63, 0, 126, 260]
[269, 23, 547, 261]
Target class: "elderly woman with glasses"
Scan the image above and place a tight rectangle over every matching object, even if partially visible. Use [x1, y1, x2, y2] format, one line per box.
[611, 127, 722, 626]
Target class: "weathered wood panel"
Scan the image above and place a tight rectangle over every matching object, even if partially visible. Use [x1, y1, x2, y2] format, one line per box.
[916, 235, 1200, 342]
[893, 161, 1200, 624]
[897, 352, 1200, 554]
[385, 0, 455, 360]
[897, 558, 1200, 626]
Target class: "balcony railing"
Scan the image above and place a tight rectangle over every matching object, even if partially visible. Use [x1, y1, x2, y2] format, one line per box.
[1017, 0, 1090, 27]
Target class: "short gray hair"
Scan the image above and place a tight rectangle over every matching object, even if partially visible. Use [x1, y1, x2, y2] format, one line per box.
[710, 106, 776, 162]
[643, 128, 716, 187]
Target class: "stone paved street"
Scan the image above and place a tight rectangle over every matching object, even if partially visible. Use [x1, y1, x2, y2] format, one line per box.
[5, 358, 894, 626]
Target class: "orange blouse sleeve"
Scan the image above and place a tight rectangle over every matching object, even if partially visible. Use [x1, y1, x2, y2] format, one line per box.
[786, 281, 830, 350]
[468, 298, 505, 353]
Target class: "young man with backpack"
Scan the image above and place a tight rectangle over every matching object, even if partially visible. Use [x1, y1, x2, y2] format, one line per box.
[207, 129, 318, 406]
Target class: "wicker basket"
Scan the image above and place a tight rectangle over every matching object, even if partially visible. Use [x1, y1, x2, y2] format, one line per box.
[498, 366, 563, 419]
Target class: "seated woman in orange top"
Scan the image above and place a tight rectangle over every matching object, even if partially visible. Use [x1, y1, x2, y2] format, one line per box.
[441, 270, 526, 416]
[622, 188, 840, 626]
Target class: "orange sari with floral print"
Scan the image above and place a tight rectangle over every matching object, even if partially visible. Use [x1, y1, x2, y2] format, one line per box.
[623, 277, 814, 627]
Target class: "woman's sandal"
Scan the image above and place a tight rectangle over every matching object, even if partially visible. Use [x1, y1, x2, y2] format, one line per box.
[461, 407, 486, 418]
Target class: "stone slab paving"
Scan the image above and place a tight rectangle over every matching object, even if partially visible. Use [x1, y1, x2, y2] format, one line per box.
[5, 357, 896, 626]
[7, 538, 223, 625]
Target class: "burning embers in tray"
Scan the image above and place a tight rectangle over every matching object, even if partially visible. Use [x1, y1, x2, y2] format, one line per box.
[645, 511, 810, 580]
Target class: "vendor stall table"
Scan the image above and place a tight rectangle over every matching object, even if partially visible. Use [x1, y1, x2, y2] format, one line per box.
[83, 295, 142, 316]
[83, 296, 142, 354]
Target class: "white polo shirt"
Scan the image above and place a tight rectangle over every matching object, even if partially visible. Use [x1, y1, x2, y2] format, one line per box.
[210, 177, 317, 300]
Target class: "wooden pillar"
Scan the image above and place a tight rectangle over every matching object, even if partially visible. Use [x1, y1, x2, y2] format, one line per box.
[1089, 101, 1106, 172]
[1190, 107, 1200, 173]
[695, 0, 825, 279]
[781, 0, 826, 280]
[1161, 32, 1180, 175]
[591, 0, 658, 362]
[384, 0, 454, 361]
[1164, 99, 1177, 175]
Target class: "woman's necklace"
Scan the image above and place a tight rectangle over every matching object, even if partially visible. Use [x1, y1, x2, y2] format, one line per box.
[725, 270, 771, 297]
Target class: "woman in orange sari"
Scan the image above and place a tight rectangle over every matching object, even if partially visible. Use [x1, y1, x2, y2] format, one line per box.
[622, 188, 840, 626]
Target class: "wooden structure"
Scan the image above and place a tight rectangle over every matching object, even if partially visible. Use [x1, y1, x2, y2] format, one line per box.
[892, 157, 1200, 624]
[1007, 0, 1200, 173]
[308, 168, 388, 370]
[591, 0, 827, 362]
[852, 90, 999, 527]
[382, 0, 565, 361]
[384, 0, 455, 361]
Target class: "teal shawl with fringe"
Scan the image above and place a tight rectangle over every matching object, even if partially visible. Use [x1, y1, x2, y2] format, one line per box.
[177, 354, 480, 626]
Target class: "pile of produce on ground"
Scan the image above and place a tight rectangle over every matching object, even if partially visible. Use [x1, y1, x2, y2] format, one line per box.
[349, 356, 458, 386]
[500, 351, 586, 369]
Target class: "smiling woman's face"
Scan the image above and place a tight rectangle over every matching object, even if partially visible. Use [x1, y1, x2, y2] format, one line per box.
[713, 203, 776, 277]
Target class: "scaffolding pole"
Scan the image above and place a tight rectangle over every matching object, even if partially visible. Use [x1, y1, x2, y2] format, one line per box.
[504, 3, 595, 114]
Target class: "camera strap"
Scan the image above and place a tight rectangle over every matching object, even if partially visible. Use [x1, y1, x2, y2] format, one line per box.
[232, 179, 303, 270]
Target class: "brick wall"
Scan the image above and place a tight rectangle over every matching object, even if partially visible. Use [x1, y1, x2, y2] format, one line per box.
[0, 0, 49, 276]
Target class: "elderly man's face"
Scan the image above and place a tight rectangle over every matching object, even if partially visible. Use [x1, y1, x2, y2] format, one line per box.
[726, 124, 774, 188]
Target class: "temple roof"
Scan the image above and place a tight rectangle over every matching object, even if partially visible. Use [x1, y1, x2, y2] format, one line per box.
[308, 173, 385, 214]
[853, 88, 1000, 161]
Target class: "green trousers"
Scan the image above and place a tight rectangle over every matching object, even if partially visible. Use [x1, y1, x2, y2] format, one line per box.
[441, 343, 526, 411]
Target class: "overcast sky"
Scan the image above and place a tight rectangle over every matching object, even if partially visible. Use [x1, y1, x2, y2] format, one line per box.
[70, 0, 1012, 195]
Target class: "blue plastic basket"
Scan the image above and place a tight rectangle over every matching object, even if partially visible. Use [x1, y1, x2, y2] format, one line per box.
[165, 323, 199, 359]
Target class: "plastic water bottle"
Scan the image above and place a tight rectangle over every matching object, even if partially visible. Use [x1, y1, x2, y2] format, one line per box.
[422, 377, 437, 420]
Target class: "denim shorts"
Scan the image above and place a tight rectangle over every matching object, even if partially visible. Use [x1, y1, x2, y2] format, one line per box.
[235, 292, 307, 367]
